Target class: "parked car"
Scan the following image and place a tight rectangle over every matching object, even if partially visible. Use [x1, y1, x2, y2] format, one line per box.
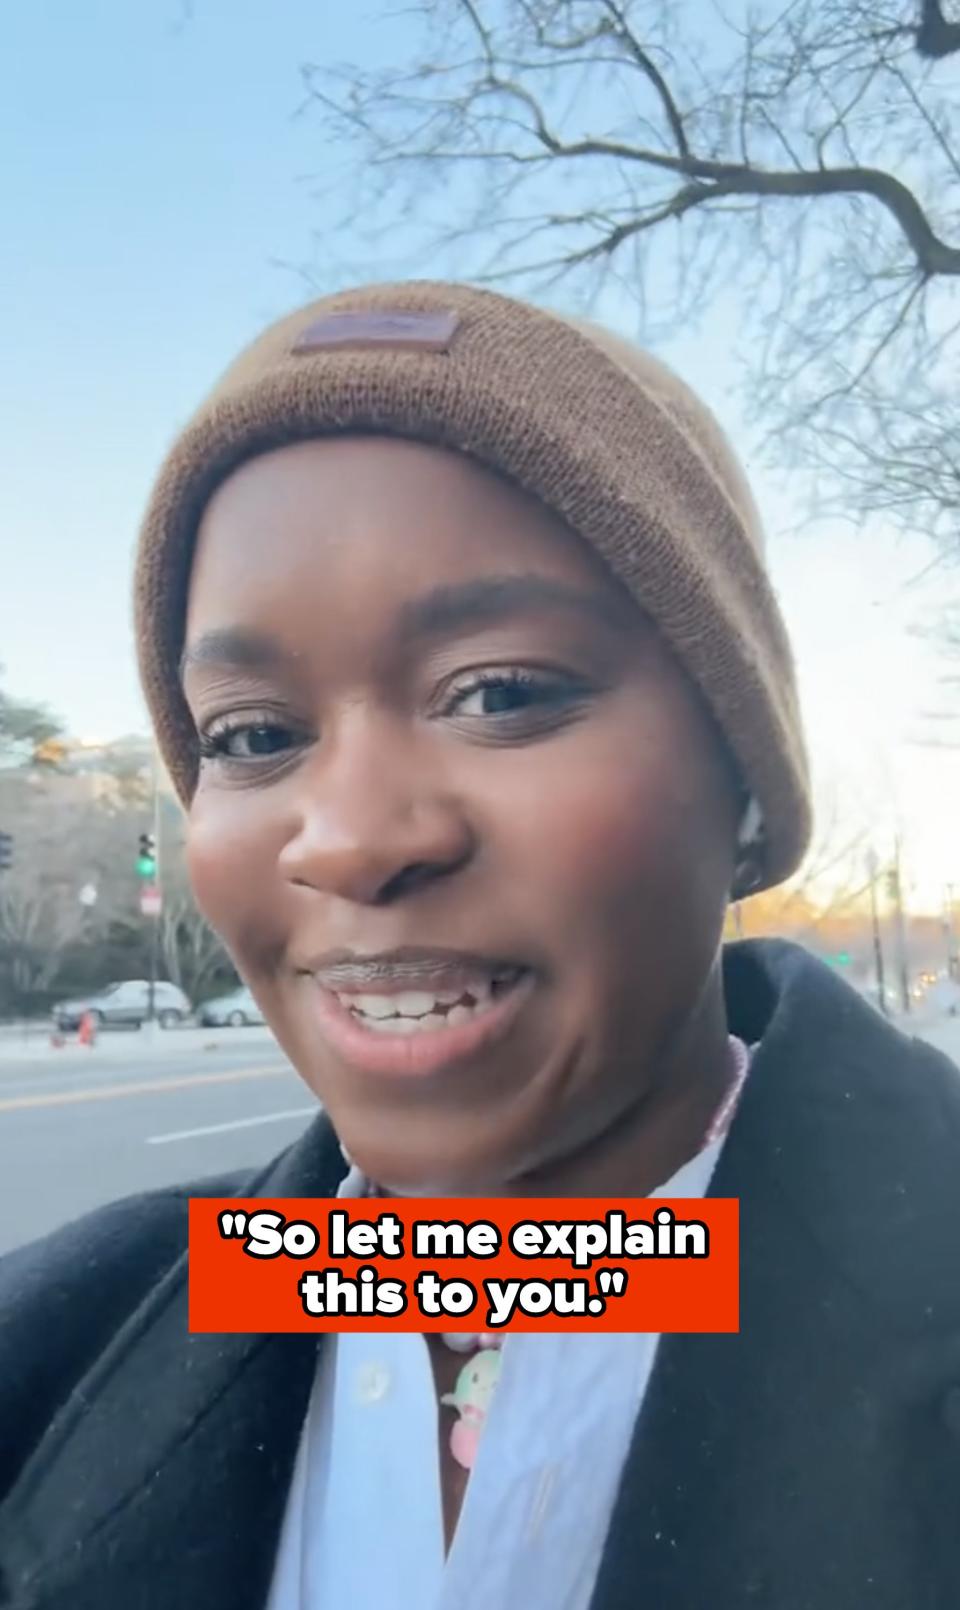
[197, 986, 265, 1028]
[52, 980, 191, 1032]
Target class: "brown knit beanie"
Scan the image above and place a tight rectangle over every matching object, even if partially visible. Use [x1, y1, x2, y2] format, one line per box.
[134, 280, 811, 893]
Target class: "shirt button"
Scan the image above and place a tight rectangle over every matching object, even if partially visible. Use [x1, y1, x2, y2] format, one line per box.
[356, 1362, 391, 1404]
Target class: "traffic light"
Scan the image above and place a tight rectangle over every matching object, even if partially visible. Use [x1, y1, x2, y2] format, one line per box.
[0, 831, 12, 872]
[136, 833, 157, 879]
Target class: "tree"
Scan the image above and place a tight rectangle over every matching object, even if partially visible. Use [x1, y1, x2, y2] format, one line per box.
[729, 809, 871, 946]
[909, 601, 960, 746]
[0, 665, 63, 767]
[156, 811, 239, 1004]
[304, 0, 960, 551]
[0, 781, 114, 1009]
[0, 761, 157, 1014]
[160, 888, 238, 1005]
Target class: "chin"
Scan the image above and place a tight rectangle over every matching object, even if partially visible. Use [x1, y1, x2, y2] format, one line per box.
[343, 1130, 505, 1198]
[376, 1174, 466, 1199]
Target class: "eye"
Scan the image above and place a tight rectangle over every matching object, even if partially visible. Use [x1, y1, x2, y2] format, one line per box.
[197, 715, 303, 765]
[443, 668, 588, 723]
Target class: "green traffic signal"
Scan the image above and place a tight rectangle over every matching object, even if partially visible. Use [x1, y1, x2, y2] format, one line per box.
[137, 833, 157, 879]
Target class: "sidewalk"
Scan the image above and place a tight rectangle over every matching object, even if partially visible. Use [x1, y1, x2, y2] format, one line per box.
[0, 1021, 53, 1044]
[915, 1013, 960, 1065]
[0, 1021, 279, 1065]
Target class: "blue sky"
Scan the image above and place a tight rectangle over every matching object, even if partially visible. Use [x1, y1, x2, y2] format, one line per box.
[2, 0, 958, 907]
[3, 0, 391, 737]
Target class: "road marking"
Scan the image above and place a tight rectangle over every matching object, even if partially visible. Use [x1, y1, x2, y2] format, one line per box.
[147, 1106, 317, 1145]
[0, 1063, 246, 1100]
[0, 1065, 287, 1114]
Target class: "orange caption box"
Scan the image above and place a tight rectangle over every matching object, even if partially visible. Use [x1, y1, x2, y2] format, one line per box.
[189, 1197, 739, 1334]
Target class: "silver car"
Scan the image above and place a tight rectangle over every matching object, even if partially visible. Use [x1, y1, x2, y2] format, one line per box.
[53, 979, 192, 1032]
[198, 986, 265, 1028]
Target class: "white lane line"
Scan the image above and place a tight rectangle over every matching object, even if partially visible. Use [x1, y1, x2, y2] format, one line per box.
[146, 1106, 317, 1145]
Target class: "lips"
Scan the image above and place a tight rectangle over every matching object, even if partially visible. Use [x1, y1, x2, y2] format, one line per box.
[306, 966, 534, 1078]
[309, 946, 525, 994]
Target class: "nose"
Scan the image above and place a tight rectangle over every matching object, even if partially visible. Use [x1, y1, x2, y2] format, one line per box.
[277, 722, 475, 907]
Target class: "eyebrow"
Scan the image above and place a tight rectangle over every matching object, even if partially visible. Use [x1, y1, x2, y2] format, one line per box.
[180, 574, 637, 682]
[394, 574, 638, 642]
[179, 628, 289, 681]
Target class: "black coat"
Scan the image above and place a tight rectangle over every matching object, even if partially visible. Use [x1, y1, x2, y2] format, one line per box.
[2, 940, 960, 1610]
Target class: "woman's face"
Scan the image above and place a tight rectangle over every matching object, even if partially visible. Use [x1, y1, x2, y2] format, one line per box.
[183, 437, 740, 1191]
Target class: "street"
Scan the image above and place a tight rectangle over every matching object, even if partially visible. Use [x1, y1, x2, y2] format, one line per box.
[0, 1026, 315, 1254]
[2, 1012, 959, 1257]
[914, 1013, 960, 1066]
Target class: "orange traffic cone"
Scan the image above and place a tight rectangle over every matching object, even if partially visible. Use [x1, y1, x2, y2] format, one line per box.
[78, 1010, 97, 1048]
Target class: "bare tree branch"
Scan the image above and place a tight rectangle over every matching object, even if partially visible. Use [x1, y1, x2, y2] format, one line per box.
[599, 0, 690, 157]
[299, 0, 960, 557]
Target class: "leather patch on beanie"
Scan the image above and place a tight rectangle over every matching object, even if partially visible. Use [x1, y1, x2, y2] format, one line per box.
[292, 309, 460, 355]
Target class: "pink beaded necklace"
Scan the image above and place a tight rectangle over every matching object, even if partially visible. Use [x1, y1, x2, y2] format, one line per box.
[343, 1034, 750, 1470]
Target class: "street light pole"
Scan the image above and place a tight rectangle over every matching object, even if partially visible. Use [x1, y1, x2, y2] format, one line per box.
[146, 756, 162, 1026]
[891, 835, 911, 1016]
[866, 850, 887, 1017]
[946, 883, 959, 984]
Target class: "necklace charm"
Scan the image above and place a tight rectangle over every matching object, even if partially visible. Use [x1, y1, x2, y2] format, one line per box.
[440, 1346, 502, 1470]
[441, 1331, 499, 1352]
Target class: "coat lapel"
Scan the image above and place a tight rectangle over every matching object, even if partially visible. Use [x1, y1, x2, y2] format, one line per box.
[591, 942, 960, 1610]
[0, 1116, 345, 1610]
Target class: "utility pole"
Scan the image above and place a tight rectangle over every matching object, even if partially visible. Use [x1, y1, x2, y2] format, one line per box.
[866, 850, 888, 1017]
[147, 758, 161, 1026]
[945, 884, 959, 984]
[136, 757, 163, 1026]
[890, 836, 911, 1015]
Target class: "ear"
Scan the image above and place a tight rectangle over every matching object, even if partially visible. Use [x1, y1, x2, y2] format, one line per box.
[731, 851, 763, 902]
[732, 795, 766, 900]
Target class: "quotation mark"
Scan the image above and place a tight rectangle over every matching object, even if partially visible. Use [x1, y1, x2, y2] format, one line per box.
[588, 1268, 628, 1313]
[219, 1211, 248, 1239]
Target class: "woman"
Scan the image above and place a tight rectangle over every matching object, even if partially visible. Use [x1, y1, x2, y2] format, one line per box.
[2, 283, 959, 1610]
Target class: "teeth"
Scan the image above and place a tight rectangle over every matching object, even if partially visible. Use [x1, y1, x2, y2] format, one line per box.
[382, 1016, 420, 1035]
[364, 1015, 407, 1034]
[349, 995, 400, 1020]
[346, 998, 500, 1035]
[393, 991, 444, 1017]
[363, 1010, 468, 1036]
[346, 990, 444, 1018]
[336, 981, 503, 1017]
[328, 969, 525, 1034]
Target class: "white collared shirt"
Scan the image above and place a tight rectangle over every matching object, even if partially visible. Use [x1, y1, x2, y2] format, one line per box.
[265, 1134, 728, 1610]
